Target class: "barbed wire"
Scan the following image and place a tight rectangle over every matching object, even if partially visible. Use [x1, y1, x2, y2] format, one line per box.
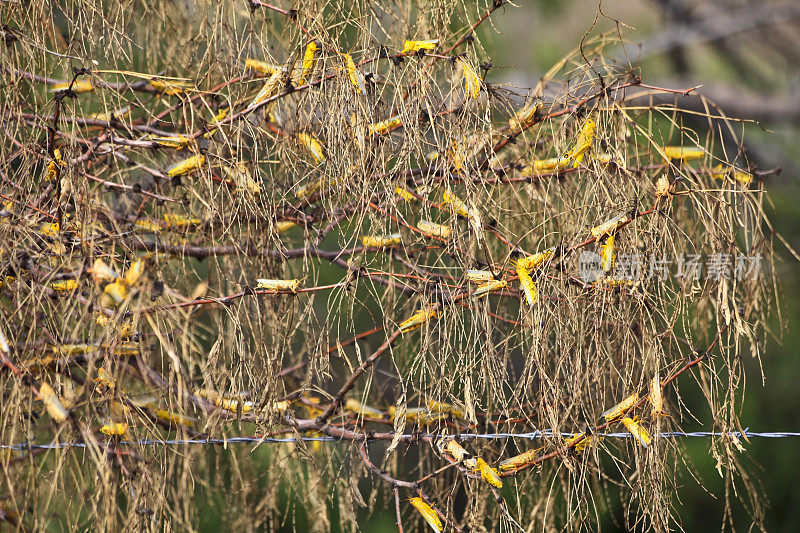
[2, 428, 797, 451]
[0, 0, 781, 528]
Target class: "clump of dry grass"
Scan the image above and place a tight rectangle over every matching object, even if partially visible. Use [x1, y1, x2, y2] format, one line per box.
[0, 1, 776, 530]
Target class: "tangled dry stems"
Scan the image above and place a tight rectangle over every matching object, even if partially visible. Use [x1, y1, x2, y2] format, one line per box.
[0, 1, 777, 531]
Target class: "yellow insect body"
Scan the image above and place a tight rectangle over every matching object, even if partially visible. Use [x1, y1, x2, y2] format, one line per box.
[472, 279, 507, 297]
[109, 401, 131, 417]
[395, 186, 416, 202]
[342, 54, 366, 95]
[409, 497, 443, 533]
[650, 373, 664, 417]
[204, 108, 228, 138]
[466, 269, 494, 283]
[417, 220, 452, 240]
[368, 116, 403, 136]
[600, 235, 614, 272]
[46, 149, 66, 181]
[344, 399, 384, 418]
[167, 154, 205, 177]
[444, 439, 470, 461]
[412, 409, 448, 424]
[476, 457, 503, 488]
[390, 406, 447, 424]
[361, 233, 402, 248]
[447, 137, 485, 172]
[711, 164, 753, 185]
[441, 439, 502, 487]
[516, 266, 538, 307]
[401, 39, 439, 54]
[245, 58, 279, 77]
[40, 222, 60, 236]
[224, 163, 262, 195]
[113, 343, 141, 357]
[427, 400, 464, 419]
[149, 79, 191, 95]
[24, 356, 55, 373]
[590, 213, 630, 239]
[256, 278, 301, 292]
[94, 368, 116, 391]
[509, 101, 542, 130]
[0, 276, 15, 291]
[124, 259, 146, 286]
[567, 118, 596, 166]
[300, 396, 323, 417]
[731, 171, 754, 185]
[458, 58, 481, 100]
[100, 422, 128, 437]
[499, 449, 541, 471]
[295, 181, 319, 200]
[247, 70, 282, 110]
[50, 279, 78, 293]
[90, 106, 133, 122]
[212, 109, 227, 122]
[442, 190, 482, 234]
[297, 132, 326, 163]
[593, 152, 615, 165]
[398, 304, 439, 333]
[565, 432, 597, 453]
[442, 189, 470, 218]
[593, 277, 635, 288]
[297, 41, 318, 85]
[662, 146, 704, 162]
[39, 383, 69, 422]
[51, 344, 94, 356]
[103, 280, 128, 304]
[50, 80, 94, 93]
[134, 219, 162, 233]
[516, 248, 555, 271]
[296, 177, 338, 199]
[621, 417, 652, 446]
[601, 393, 638, 421]
[269, 400, 290, 413]
[216, 397, 254, 413]
[522, 157, 571, 176]
[275, 221, 296, 233]
[91, 259, 119, 283]
[162, 214, 201, 229]
[151, 135, 195, 149]
[156, 409, 196, 426]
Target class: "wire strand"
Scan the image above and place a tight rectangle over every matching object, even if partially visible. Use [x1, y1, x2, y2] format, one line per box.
[2, 428, 796, 451]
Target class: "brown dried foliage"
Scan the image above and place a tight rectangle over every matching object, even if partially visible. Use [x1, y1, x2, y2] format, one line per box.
[0, 1, 777, 531]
